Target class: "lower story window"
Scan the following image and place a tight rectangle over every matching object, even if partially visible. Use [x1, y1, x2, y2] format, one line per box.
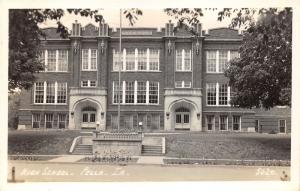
[279, 119, 286, 133]
[58, 114, 67, 129]
[32, 114, 41, 128]
[219, 115, 228, 131]
[206, 115, 215, 131]
[45, 113, 54, 128]
[232, 115, 241, 131]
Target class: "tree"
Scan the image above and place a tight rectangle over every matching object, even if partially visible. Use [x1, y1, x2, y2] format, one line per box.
[165, 8, 292, 109]
[9, 9, 142, 91]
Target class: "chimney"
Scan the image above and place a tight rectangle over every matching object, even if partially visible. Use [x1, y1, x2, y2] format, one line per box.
[165, 20, 174, 36]
[72, 20, 81, 36]
[193, 23, 202, 36]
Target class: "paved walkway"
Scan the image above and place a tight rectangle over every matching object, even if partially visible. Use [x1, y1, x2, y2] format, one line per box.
[136, 156, 165, 165]
[47, 155, 87, 163]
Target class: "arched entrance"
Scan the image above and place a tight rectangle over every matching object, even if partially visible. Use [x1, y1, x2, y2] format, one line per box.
[175, 107, 191, 129]
[81, 106, 97, 129]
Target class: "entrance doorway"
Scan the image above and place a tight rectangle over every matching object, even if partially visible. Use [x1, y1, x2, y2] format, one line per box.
[175, 107, 190, 129]
[81, 106, 97, 129]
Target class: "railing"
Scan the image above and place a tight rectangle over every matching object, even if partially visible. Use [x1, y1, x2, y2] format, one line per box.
[94, 132, 143, 141]
[69, 136, 82, 153]
[70, 87, 107, 96]
[164, 89, 202, 96]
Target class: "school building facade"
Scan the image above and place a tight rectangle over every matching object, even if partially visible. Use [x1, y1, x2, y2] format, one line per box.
[17, 20, 291, 133]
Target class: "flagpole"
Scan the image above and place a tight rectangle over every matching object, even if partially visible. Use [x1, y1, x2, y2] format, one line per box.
[117, 9, 122, 133]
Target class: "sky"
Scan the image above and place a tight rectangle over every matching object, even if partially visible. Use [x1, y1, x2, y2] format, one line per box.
[40, 9, 236, 32]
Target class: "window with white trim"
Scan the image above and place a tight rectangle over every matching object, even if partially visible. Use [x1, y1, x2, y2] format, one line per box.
[232, 115, 241, 131]
[175, 81, 192, 88]
[206, 50, 239, 73]
[32, 114, 41, 128]
[45, 113, 54, 128]
[149, 49, 159, 71]
[81, 80, 97, 87]
[206, 82, 231, 106]
[206, 83, 216, 105]
[206, 115, 215, 131]
[112, 81, 159, 105]
[219, 50, 228, 73]
[279, 119, 286, 133]
[57, 83, 67, 103]
[219, 115, 228, 131]
[82, 49, 97, 70]
[176, 49, 191, 71]
[34, 82, 67, 104]
[126, 50, 135, 71]
[34, 82, 44, 103]
[138, 49, 147, 71]
[206, 51, 217, 72]
[58, 114, 67, 129]
[149, 82, 159, 104]
[46, 82, 55, 103]
[113, 49, 123, 71]
[219, 84, 228, 105]
[113, 82, 123, 104]
[137, 81, 147, 103]
[42, 50, 68, 72]
[125, 81, 135, 103]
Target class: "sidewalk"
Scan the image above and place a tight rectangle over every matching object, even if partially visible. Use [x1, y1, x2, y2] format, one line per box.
[136, 156, 165, 165]
[47, 155, 87, 163]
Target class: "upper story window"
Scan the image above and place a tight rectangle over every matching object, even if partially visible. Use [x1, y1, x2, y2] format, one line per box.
[34, 81, 67, 104]
[206, 50, 239, 73]
[113, 81, 159, 105]
[112, 48, 160, 72]
[206, 82, 231, 106]
[82, 49, 97, 71]
[176, 49, 191, 71]
[40, 50, 68, 72]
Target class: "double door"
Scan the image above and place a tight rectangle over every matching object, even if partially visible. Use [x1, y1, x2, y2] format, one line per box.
[175, 112, 190, 129]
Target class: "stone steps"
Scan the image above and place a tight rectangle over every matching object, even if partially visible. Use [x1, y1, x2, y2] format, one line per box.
[72, 144, 93, 155]
[142, 145, 163, 156]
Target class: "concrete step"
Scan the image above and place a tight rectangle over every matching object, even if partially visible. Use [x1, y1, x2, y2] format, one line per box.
[72, 144, 93, 155]
[142, 145, 163, 156]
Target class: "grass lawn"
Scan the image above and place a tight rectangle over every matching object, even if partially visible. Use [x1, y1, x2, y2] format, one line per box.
[8, 130, 81, 155]
[164, 133, 291, 160]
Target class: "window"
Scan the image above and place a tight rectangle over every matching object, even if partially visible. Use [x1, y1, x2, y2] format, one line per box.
[42, 50, 68, 72]
[57, 83, 67, 103]
[138, 49, 147, 70]
[206, 51, 217, 72]
[219, 115, 228, 131]
[125, 81, 134, 103]
[149, 82, 159, 104]
[219, 50, 228, 73]
[113, 82, 123, 104]
[47, 50, 56, 71]
[113, 81, 159, 105]
[34, 82, 44, 103]
[58, 50, 68, 71]
[45, 114, 54, 128]
[32, 114, 41, 128]
[113, 49, 123, 71]
[46, 82, 55, 103]
[151, 114, 160, 130]
[34, 81, 67, 104]
[82, 113, 89, 122]
[279, 120, 286, 133]
[176, 49, 191, 71]
[206, 83, 231, 106]
[126, 49, 135, 71]
[58, 114, 67, 129]
[81, 80, 96, 87]
[206, 83, 216, 105]
[219, 84, 228, 105]
[232, 116, 241, 131]
[82, 49, 97, 70]
[124, 115, 133, 129]
[206, 50, 239, 73]
[175, 81, 192, 88]
[137, 82, 146, 103]
[206, 115, 215, 131]
[149, 49, 159, 71]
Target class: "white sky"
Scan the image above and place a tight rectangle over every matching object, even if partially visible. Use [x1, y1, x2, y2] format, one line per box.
[40, 9, 235, 32]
